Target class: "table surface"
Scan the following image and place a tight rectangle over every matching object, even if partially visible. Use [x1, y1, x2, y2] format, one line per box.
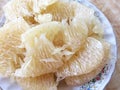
[0, 0, 120, 90]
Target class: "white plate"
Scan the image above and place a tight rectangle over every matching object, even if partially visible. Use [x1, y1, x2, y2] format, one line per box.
[0, 0, 117, 90]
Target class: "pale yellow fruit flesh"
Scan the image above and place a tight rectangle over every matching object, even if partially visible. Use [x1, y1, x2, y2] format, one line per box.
[3, 0, 33, 23]
[21, 21, 65, 47]
[36, 1, 89, 53]
[56, 37, 104, 81]
[41, 0, 103, 37]
[15, 74, 57, 90]
[0, 18, 30, 76]
[62, 17, 88, 52]
[0, 0, 110, 89]
[65, 41, 110, 86]
[15, 22, 65, 77]
[75, 3, 104, 37]
[41, 1, 76, 21]
[4, 0, 104, 39]
[3, 0, 58, 24]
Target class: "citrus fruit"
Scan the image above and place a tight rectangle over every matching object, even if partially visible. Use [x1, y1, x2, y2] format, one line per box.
[56, 37, 104, 81]
[15, 73, 57, 90]
[15, 22, 65, 77]
[65, 41, 110, 86]
[0, 18, 29, 76]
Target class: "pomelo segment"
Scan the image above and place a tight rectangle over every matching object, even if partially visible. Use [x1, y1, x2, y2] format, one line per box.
[3, 0, 58, 24]
[65, 41, 110, 86]
[15, 74, 57, 90]
[21, 21, 65, 48]
[62, 17, 88, 52]
[15, 22, 65, 77]
[56, 37, 104, 81]
[0, 18, 30, 76]
[3, 0, 32, 23]
[4, 0, 103, 39]
[41, 1, 76, 22]
[2, 0, 110, 88]
[75, 3, 104, 37]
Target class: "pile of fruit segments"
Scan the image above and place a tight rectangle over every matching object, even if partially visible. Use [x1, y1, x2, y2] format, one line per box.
[0, 0, 110, 90]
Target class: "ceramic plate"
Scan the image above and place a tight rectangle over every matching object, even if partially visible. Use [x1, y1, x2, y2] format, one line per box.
[0, 0, 117, 90]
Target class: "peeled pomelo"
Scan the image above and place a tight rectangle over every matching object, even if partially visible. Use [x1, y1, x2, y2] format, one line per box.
[3, 0, 58, 24]
[41, 0, 103, 37]
[0, 18, 30, 76]
[21, 21, 65, 47]
[14, 22, 66, 77]
[15, 73, 57, 90]
[4, 0, 104, 39]
[15, 35, 63, 77]
[56, 37, 104, 81]
[62, 17, 88, 52]
[65, 40, 110, 86]
[40, 1, 77, 22]
[3, 0, 33, 23]
[38, 0, 89, 52]
[2, 0, 109, 88]
[74, 3, 104, 37]
[40, 0, 104, 51]
[32, 0, 58, 13]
